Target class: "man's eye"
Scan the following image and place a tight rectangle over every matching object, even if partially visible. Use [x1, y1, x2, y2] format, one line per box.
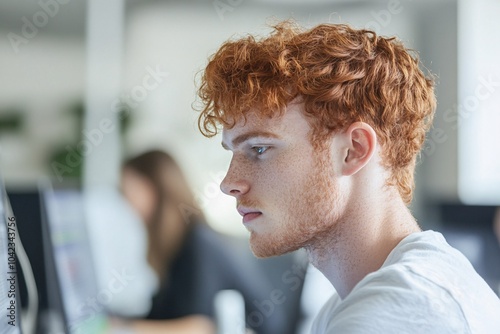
[252, 146, 268, 155]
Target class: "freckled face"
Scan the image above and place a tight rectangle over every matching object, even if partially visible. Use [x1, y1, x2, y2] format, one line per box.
[221, 103, 346, 257]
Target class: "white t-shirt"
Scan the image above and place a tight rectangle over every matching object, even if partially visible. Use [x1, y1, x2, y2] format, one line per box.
[311, 230, 500, 333]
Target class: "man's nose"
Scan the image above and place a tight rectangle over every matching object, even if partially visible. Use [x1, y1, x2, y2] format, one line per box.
[220, 161, 250, 197]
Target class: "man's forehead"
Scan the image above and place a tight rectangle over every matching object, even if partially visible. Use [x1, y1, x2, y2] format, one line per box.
[222, 111, 283, 136]
[220, 111, 285, 150]
[221, 103, 311, 149]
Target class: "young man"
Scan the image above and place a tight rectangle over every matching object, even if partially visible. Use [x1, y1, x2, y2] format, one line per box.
[196, 21, 500, 333]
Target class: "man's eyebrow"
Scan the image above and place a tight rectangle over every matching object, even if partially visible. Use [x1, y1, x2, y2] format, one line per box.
[221, 131, 280, 150]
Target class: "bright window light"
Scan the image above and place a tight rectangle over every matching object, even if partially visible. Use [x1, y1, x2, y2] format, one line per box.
[458, 0, 500, 205]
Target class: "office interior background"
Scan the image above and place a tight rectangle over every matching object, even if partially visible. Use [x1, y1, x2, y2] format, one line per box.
[0, 0, 499, 332]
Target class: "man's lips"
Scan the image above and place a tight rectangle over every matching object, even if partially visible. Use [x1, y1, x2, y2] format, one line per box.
[237, 207, 262, 224]
[242, 212, 262, 224]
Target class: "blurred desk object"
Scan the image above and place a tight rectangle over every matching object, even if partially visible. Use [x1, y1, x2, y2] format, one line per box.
[438, 203, 500, 295]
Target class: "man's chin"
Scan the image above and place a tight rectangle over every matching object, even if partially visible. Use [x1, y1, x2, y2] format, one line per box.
[249, 232, 301, 258]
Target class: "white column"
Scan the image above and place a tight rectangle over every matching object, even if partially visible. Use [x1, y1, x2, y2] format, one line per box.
[83, 0, 124, 187]
[83, 1, 158, 316]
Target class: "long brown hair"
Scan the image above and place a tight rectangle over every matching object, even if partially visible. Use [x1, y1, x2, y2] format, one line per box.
[123, 150, 206, 278]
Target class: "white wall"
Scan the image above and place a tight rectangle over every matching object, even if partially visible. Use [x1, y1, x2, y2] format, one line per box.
[0, 33, 85, 187]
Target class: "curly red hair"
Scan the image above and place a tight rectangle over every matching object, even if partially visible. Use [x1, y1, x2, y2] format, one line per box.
[197, 21, 436, 204]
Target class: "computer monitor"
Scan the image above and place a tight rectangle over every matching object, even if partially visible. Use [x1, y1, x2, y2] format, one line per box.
[40, 185, 109, 334]
[0, 178, 23, 334]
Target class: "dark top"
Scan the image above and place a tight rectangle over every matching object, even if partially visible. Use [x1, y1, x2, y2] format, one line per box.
[146, 223, 305, 334]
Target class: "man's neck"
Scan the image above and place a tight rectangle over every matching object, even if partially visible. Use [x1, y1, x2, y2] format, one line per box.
[306, 193, 421, 300]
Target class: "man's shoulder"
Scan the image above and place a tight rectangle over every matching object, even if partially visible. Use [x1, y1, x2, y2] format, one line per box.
[311, 230, 500, 333]
[378, 230, 483, 290]
[312, 280, 470, 334]
[312, 263, 470, 333]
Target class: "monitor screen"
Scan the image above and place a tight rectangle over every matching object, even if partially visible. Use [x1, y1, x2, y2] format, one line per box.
[41, 188, 108, 334]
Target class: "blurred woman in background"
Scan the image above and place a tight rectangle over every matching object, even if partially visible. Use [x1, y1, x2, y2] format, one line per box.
[121, 150, 215, 333]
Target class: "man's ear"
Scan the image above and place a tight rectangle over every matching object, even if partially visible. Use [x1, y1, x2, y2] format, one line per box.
[340, 122, 377, 176]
